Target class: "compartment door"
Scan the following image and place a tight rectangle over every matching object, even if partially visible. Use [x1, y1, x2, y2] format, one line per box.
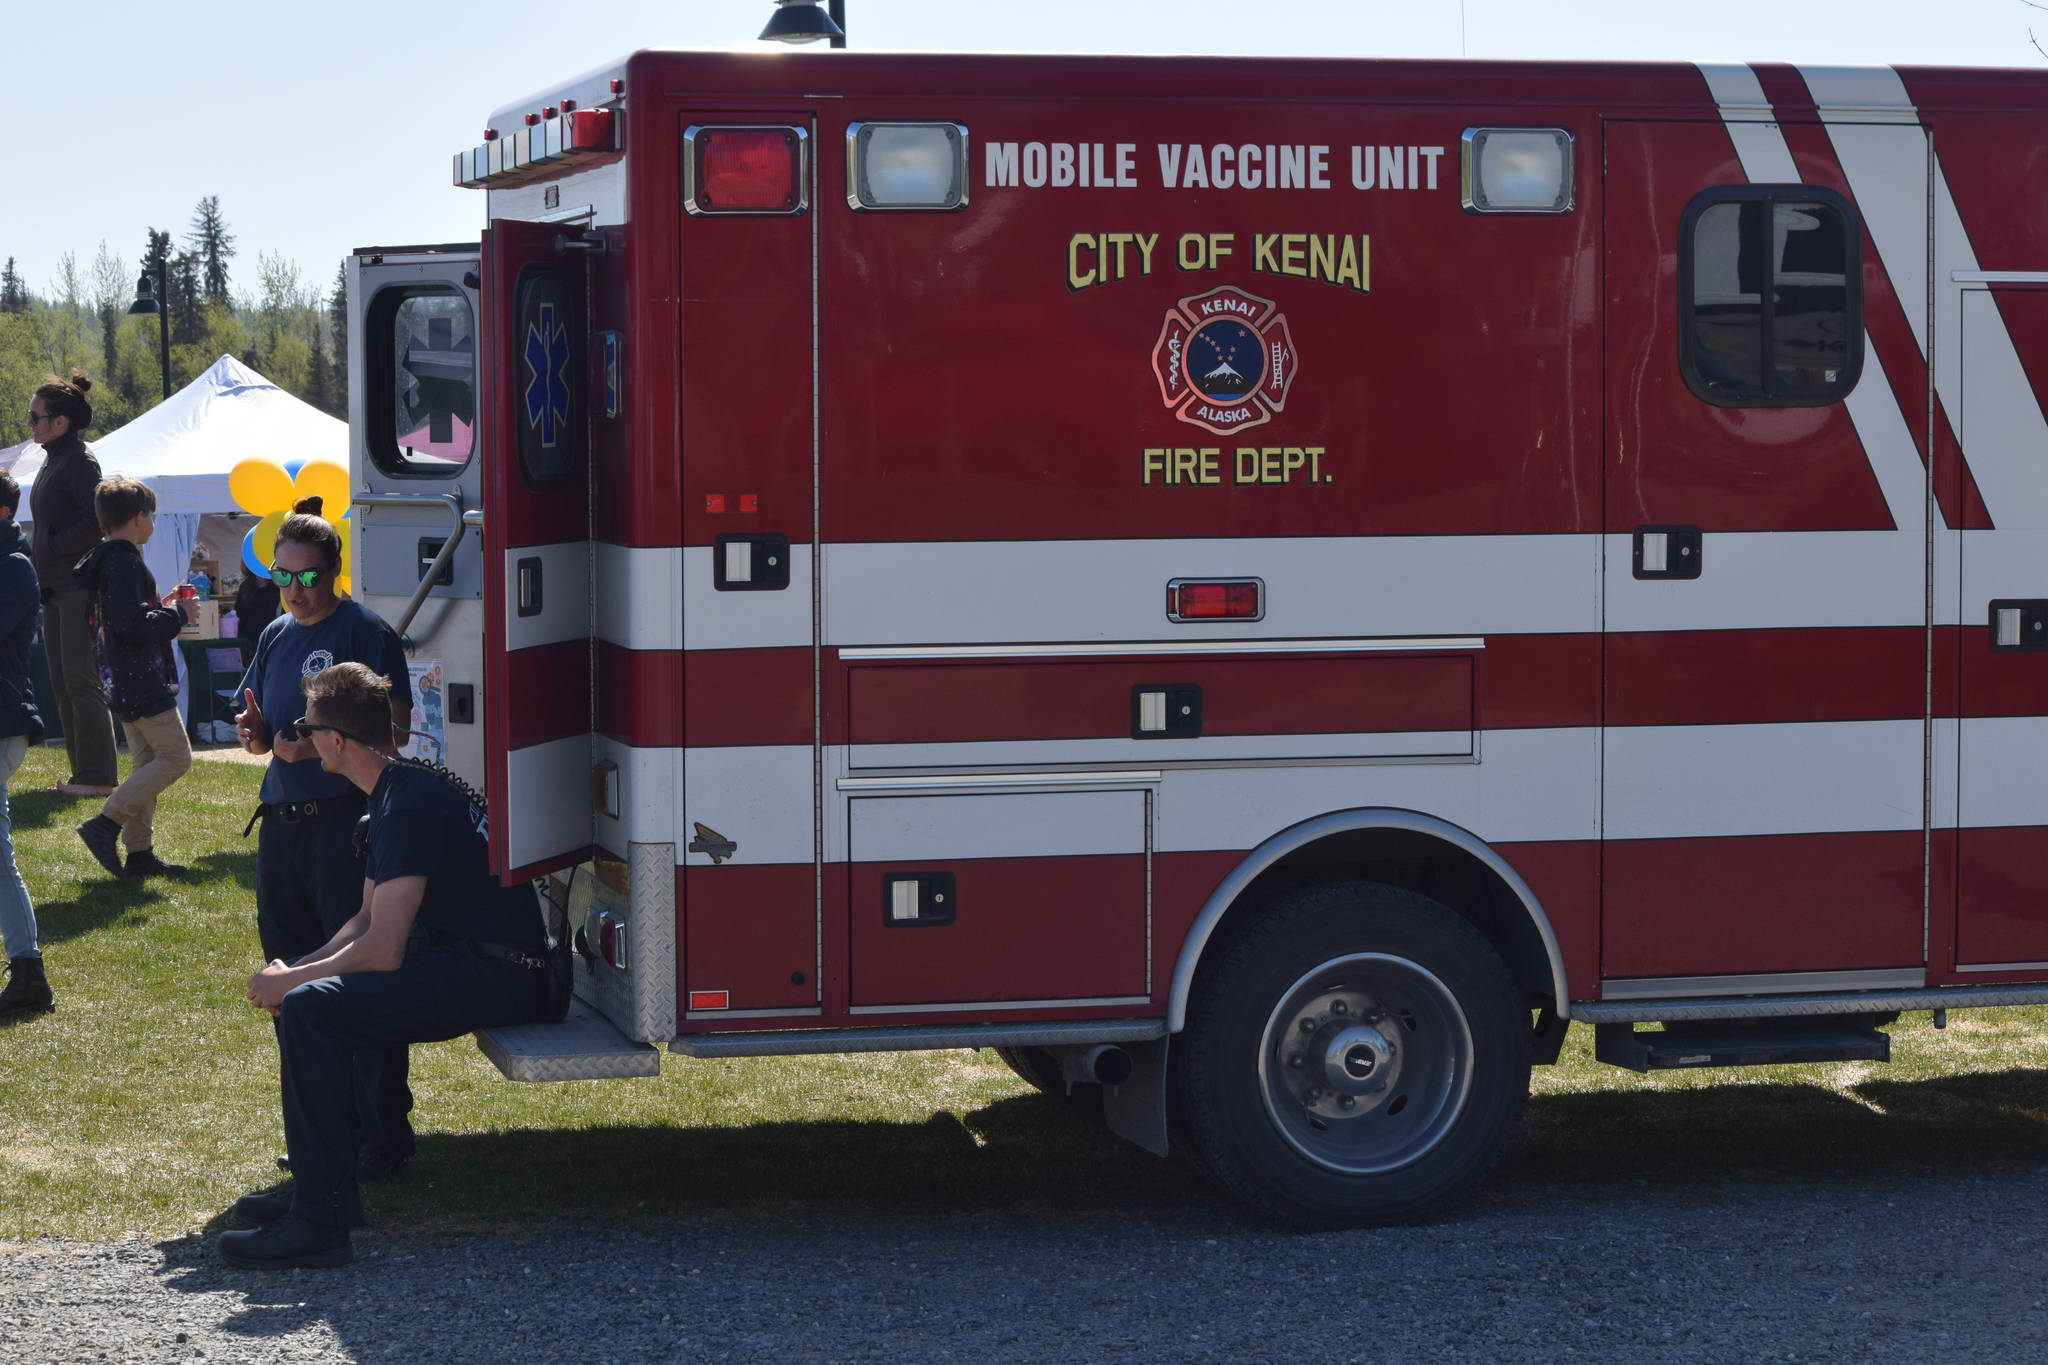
[1955, 288, 2048, 967]
[481, 219, 593, 879]
[848, 790, 1151, 1011]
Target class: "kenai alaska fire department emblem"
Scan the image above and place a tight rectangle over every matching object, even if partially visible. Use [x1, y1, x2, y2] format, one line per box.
[1151, 286, 1298, 436]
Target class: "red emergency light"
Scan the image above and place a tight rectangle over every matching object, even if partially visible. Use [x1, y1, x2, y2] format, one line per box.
[1168, 579, 1264, 621]
[686, 125, 808, 215]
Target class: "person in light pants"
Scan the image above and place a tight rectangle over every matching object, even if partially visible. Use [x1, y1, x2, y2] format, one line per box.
[73, 476, 192, 879]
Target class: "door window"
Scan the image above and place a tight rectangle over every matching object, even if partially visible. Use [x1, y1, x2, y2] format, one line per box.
[368, 287, 477, 475]
[1678, 186, 1862, 407]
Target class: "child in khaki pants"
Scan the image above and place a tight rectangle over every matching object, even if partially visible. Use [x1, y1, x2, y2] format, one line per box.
[74, 477, 192, 878]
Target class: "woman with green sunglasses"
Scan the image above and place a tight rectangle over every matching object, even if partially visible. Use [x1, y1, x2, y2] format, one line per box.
[233, 495, 416, 1181]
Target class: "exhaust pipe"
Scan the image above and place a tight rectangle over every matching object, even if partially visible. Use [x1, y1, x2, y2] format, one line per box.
[1059, 1044, 1134, 1088]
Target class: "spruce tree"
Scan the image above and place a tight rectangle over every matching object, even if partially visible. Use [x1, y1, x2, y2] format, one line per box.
[168, 252, 205, 345]
[187, 196, 236, 306]
[141, 229, 172, 285]
[0, 258, 26, 313]
[307, 329, 335, 416]
[328, 259, 349, 401]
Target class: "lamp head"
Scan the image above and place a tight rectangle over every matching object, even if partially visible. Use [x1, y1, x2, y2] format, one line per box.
[759, 0, 843, 44]
[126, 269, 160, 316]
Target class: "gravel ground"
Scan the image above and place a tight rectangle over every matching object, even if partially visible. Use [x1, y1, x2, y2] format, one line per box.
[5, 1170, 2047, 1363]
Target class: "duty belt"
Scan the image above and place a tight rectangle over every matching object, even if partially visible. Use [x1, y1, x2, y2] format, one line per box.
[420, 927, 549, 972]
[241, 793, 365, 838]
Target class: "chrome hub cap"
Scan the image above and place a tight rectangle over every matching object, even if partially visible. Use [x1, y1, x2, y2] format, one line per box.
[1257, 953, 1475, 1175]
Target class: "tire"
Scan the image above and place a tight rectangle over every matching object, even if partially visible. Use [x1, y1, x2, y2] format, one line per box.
[1174, 880, 1530, 1227]
[993, 1046, 1064, 1095]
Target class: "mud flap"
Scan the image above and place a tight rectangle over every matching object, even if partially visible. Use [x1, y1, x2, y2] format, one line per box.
[1102, 1035, 1170, 1157]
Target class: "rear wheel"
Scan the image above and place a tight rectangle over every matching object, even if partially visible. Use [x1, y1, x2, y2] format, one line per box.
[1175, 880, 1529, 1226]
[993, 1046, 1063, 1095]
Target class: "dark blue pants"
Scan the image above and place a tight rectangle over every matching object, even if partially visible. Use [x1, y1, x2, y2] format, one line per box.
[256, 798, 414, 1164]
[277, 944, 546, 1228]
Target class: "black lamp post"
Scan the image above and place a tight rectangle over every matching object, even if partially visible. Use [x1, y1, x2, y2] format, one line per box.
[126, 259, 172, 401]
[760, 0, 845, 47]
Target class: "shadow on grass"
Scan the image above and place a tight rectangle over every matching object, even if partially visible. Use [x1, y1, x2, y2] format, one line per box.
[168, 1064, 2048, 1249]
[185, 1092, 1231, 1243]
[29, 847, 256, 946]
[31, 877, 163, 946]
[1492, 1067, 2048, 1206]
[6, 786, 92, 834]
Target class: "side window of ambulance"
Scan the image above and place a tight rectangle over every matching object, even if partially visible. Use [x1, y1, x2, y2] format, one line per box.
[1679, 186, 1862, 407]
[367, 286, 477, 476]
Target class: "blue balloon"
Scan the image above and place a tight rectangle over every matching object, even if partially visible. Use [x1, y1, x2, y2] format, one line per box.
[241, 523, 266, 576]
[282, 459, 307, 480]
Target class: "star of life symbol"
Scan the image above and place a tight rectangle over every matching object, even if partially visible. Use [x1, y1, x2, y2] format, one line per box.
[1150, 286, 1298, 436]
[522, 302, 573, 448]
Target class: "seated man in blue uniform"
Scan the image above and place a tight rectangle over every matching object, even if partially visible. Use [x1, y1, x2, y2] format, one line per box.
[221, 661, 550, 1270]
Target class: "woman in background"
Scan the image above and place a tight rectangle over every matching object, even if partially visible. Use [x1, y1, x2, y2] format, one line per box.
[26, 373, 117, 797]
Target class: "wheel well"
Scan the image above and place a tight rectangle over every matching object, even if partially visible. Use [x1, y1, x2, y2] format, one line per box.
[1202, 827, 1558, 1010]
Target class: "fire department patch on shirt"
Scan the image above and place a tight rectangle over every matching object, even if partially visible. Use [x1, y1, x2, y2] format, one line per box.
[1151, 286, 1298, 436]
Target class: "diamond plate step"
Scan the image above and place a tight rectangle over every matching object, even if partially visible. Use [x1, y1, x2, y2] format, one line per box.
[477, 997, 661, 1081]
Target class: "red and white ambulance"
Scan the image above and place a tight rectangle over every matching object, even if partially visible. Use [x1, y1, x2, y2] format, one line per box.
[345, 50, 2048, 1224]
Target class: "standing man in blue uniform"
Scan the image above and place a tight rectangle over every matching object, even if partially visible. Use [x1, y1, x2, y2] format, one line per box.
[222, 662, 549, 1269]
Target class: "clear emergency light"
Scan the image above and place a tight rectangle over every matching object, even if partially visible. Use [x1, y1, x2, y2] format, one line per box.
[1460, 128, 1574, 214]
[845, 122, 970, 211]
[683, 125, 810, 216]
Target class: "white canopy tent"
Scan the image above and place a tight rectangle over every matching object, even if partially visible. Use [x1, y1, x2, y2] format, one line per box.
[15, 356, 347, 732]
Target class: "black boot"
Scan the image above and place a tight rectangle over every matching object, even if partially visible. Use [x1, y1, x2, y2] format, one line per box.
[217, 1217, 352, 1269]
[76, 816, 123, 876]
[124, 847, 188, 879]
[0, 956, 53, 1015]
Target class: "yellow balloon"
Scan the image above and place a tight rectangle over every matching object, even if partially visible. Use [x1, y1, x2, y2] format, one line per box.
[336, 576, 352, 598]
[229, 459, 293, 517]
[292, 461, 351, 521]
[335, 515, 353, 586]
[251, 510, 288, 569]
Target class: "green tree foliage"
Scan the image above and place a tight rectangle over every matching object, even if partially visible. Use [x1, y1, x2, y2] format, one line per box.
[187, 196, 236, 306]
[167, 252, 205, 347]
[328, 259, 349, 411]
[0, 212, 344, 446]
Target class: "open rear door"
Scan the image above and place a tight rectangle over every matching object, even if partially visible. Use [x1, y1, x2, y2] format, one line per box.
[481, 219, 594, 879]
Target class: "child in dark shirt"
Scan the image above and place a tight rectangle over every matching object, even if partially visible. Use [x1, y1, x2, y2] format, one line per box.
[73, 477, 193, 879]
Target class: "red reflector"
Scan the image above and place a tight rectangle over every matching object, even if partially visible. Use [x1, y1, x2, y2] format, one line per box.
[705, 493, 727, 514]
[689, 990, 730, 1011]
[738, 493, 759, 514]
[1171, 581, 1262, 619]
[698, 129, 799, 212]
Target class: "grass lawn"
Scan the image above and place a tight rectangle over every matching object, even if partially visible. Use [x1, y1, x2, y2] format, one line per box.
[4, 737, 2048, 1242]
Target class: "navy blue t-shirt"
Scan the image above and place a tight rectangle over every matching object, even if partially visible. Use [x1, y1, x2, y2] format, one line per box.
[366, 762, 544, 953]
[239, 599, 412, 803]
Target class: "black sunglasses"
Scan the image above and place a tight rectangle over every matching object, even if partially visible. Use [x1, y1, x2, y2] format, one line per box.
[289, 716, 368, 745]
[25, 409, 52, 425]
[269, 565, 327, 589]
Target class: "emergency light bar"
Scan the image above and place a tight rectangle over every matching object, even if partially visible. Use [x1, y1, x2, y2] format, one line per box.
[846, 122, 969, 211]
[453, 109, 619, 189]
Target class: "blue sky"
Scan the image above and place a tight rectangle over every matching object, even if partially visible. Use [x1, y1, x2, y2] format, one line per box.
[3, 0, 2030, 298]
